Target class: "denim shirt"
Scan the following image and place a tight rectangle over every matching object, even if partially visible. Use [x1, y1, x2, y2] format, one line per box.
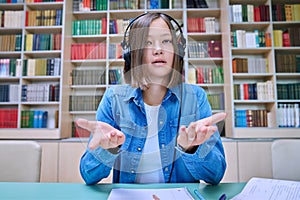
[80, 83, 226, 185]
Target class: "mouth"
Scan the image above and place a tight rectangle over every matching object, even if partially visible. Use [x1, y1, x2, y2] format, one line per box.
[152, 59, 167, 64]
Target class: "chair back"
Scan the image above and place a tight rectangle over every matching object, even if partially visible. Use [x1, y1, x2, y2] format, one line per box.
[0, 140, 42, 182]
[271, 139, 300, 181]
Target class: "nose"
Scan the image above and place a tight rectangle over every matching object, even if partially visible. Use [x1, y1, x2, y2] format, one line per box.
[153, 41, 163, 55]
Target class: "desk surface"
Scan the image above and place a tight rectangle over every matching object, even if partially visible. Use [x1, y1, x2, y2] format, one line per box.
[0, 182, 245, 200]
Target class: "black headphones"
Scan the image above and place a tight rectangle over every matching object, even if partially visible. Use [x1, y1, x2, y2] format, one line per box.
[121, 12, 186, 73]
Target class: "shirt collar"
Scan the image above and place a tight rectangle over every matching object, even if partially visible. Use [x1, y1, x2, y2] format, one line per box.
[123, 84, 183, 105]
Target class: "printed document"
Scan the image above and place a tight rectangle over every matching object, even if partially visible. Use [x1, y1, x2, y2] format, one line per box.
[232, 177, 300, 200]
[107, 187, 194, 200]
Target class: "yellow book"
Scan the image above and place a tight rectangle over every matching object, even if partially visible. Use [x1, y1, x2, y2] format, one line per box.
[293, 4, 300, 21]
[273, 30, 283, 47]
[188, 67, 196, 84]
[25, 34, 33, 51]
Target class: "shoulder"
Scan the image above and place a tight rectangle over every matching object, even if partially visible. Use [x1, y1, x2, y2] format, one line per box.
[105, 84, 135, 98]
[182, 83, 207, 97]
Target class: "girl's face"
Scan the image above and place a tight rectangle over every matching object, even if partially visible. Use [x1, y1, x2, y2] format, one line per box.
[142, 18, 175, 85]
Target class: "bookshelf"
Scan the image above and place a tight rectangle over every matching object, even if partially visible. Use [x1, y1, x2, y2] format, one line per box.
[0, 0, 299, 139]
[66, 0, 229, 137]
[224, 0, 300, 138]
[0, 0, 70, 139]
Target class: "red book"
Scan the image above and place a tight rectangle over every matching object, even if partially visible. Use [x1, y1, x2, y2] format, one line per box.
[254, 7, 258, 21]
[208, 40, 222, 58]
[101, 18, 107, 34]
[282, 31, 291, 47]
[196, 68, 204, 83]
[243, 83, 249, 100]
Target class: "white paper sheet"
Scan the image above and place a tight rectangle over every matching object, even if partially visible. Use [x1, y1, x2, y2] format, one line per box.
[107, 187, 195, 200]
[232, 177, 300, 200]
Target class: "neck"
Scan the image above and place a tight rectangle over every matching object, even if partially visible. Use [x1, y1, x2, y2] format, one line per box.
[143, 84, 167, 106]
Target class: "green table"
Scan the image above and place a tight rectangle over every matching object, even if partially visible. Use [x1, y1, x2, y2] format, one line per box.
[0, 182, 245, 200]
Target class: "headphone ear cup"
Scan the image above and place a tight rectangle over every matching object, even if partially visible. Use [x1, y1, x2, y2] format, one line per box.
[178, 43, 185, 60]
[121, 39, 131, 73]
[123, 50, 131, 73]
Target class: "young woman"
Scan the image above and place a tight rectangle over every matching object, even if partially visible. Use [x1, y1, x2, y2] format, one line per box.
[78, 12, 226, 185]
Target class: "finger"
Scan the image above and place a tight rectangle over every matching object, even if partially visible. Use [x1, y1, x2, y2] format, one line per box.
[76, 118, 98, 132]
[88, 132, 102, 150]
[201, 112, 226, 126]
[152, 194, 160, 200]
[187, 123, 196, 141]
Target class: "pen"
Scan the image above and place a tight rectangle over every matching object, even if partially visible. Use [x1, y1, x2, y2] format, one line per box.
[219, 193, 227, 200]
[194, 189, 206, 200]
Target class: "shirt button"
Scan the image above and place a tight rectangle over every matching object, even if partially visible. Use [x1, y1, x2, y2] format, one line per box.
[137, 147, 142, 151]
[161, 144, 165, 149]
[159, 120, 163, 125]
[165, 167, 169, 172]
[131, 170, 135, 174]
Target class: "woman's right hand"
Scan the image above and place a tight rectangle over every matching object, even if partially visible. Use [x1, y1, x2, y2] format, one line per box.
[75, 119, 125, 150]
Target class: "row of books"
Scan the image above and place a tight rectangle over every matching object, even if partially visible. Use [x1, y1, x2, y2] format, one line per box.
[25, 34, 62, 51]
[235, 109, 269, 127]
[26, 9, 63, 27]
[234, 81, 274, 101]
[0, 108, 18, 128]
[0, 34, 22, 52]
[69, 95, 102, 111]
[231, 30, 271, 48]
[277, 103, 300, 128]
[71, 43, 106, 60]
[275, 54, 300, 73]
[273, 28, 300, 47]
[188, 40, 222, 58]
[230, 4, 270, 23]
[187, 66, 224, 84]
[187, 17, 218, 33]
[72, 18, 107, 36]
[272, 4, 300, 21]
[110, 0, 141, 10]
[277, 83, 300, 100]
[232, 57, 268, 73]
[25, 0, 63, 2]
[0, 84, 19, 102]
[73, 0, 108, 11]
[0, 11, 23, 28]
[207, 93, 224, 110]
[0, 59, 22, 77]
[0, 0, 23, 3]
[21, 83, 59, 102]
[109, 18, 129, 35]
[21, 110, 48, 128]
[71, 69, 105, 85]
[23, 58, 61, 76]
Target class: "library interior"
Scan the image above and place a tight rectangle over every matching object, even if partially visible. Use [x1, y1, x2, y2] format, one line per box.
[0, 0, 299, 199]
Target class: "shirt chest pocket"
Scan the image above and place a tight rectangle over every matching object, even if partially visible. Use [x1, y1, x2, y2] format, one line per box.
[170, 114, 196, 129]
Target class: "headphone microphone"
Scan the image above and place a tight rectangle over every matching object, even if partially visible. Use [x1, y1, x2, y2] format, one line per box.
[121, 12, 186, 73]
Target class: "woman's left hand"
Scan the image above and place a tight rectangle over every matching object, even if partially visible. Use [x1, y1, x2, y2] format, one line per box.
[176, 112, 226, 152]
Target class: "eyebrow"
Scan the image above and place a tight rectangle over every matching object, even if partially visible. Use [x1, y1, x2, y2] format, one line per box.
[147, 33, 172, 38]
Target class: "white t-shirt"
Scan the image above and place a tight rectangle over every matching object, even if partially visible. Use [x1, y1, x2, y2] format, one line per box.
[135, 103, 165, 183]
